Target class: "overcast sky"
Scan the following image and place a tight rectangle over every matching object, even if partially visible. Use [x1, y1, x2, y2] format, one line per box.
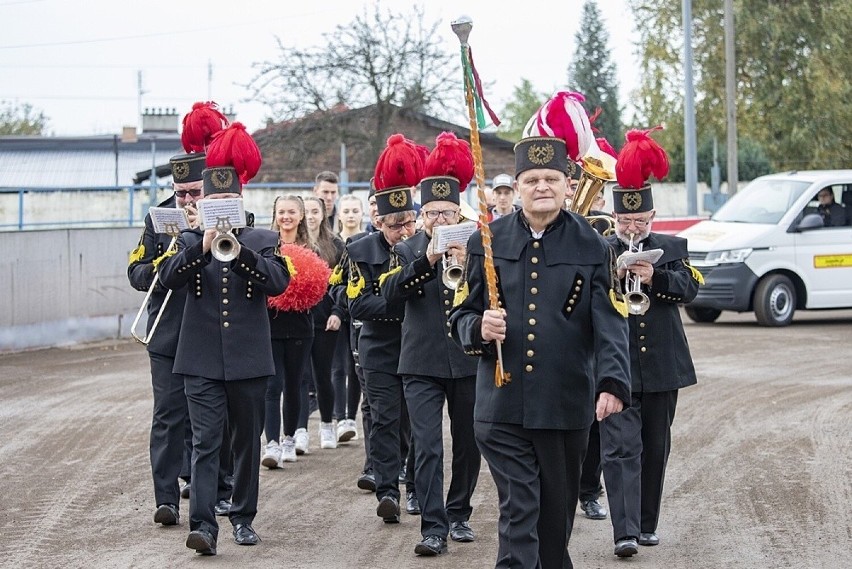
[1, 0, 641, 136]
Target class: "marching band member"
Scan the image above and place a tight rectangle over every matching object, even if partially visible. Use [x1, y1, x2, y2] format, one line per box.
[599, 128, 701, 557]
[382, 132, 481, 556]
[346, 134, 419, 523]
[127, 102, 231, 526]
[159, 123, 290, 555]
[449, 92, 631, 569]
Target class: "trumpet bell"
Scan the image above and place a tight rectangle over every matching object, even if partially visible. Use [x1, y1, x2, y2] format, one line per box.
[212, 232, 240, 262]
[625, 291, 650, 315]
[442, 262, 465, 290]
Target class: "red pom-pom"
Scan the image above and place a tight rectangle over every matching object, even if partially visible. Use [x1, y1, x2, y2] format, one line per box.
[181, 101, 229, 153]
[522, 91, 594, 161]
[373, 134, 425, 190]
[267, 244, 331, 312]
[423, 132, 475, 191]
[615, 126, 669, 189]
[205, 122, 262, 185]
[597, 137, 618, 159]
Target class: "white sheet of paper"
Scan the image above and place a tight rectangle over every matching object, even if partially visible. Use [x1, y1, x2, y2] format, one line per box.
[149, 207, 190, 235]
[432, 221, 478, 253]
[198, 198, 246, 230]
[616, 248, 664, 269]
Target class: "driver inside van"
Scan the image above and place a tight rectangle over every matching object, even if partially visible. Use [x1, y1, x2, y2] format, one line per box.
[816, 189, 845, 227]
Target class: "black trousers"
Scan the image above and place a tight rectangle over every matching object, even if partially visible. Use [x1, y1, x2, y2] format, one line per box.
[362, 369, 405, 501]
[149, 352, 189, 507]
[332, 328, 361, 421]
[301, 328, 338, 425]
[184, 375, 266, 540]
[403, 375, 480, 539]
[267, 338, 311, 441]
[475, 421, 587, 569]
[579, 419, 603, 502]
[600, 389, 678, 541]
[354, 353, 372, 473]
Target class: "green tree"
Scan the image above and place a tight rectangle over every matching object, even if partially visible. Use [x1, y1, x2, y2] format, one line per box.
[497, 79, 549, 143]
[696, 136, 772, 185]
[629, 0, 852, 173]
[568, 1, 622, 148]
[0, 100, 48, 135]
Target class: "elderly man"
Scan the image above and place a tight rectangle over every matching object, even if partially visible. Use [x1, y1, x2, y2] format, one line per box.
[449, 126, 631, 567]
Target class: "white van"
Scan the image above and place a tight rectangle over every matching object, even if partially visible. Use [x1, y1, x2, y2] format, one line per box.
[678, 170, 852, 326]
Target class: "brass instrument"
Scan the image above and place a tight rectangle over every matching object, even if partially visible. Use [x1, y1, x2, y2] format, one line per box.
[570, 138, 616, 234]
[130, 221, 181, 345]
[211, 216, 241, 262]
[622, 234, 651, 316]
[441, 253, 464, 290]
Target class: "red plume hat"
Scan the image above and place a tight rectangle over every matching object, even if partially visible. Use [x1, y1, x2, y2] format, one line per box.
[373, 134, 423, 216]
[613, 126, 669, 214]
[420, 132, 474, 206]
[203, 122, 262, 195]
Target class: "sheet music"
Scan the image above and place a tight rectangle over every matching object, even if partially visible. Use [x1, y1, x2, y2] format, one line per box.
[432, 221, 478, 253]
[197, 198, 246, 230]
[149, 207, 190, 235]
[616, 248, 664, 269]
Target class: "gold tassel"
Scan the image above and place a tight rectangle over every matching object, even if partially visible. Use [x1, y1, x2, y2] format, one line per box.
[152, 249, 176, 271]
[128, 244, 145, 265]
[377, 265, 401, 288]
[346, 275, 366, 299]
[610, 288, 629, 318]
[686, 262, 705, 285]
[453, 281, 469, 307]
[329, 264, 344, 286]
[284, 255, 298, 277]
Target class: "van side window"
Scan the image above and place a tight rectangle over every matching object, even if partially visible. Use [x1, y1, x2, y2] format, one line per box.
[814, 187, 846, 227]
[842, 186, 852, 226]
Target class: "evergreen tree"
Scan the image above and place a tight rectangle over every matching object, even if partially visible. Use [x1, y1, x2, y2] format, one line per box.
[568, 1, 622, 149]
[497, 79, 550, 143]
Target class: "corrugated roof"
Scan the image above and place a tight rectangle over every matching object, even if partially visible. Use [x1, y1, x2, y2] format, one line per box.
[0, 135, 183, 188]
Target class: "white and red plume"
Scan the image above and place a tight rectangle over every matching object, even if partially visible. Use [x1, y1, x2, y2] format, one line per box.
[522, 91, 594, 161]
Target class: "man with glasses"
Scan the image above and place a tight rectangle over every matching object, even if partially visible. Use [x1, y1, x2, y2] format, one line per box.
[382, 133, 481, 556]
[816, 188, 845, 227]
[599, 129, 700, 557]
[346, 134, 420, 524]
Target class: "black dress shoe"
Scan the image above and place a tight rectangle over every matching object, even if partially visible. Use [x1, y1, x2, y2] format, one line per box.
[154, 504, 179, 526]
[449, 520, 475, 542]
[580, 499, 608, 520]
[233, 523, 260, 545]
[614, 537, 639, 557]
[639, 532, 659, 546]
[180, 481, 191, 500]
[405, 491, 421, 515]
[415, 535, 448, 556]
[357, 471, 376, 492]
[186, 530, 217, 555]
[376, 495, 400, 523]
[214, 499, 232, 516]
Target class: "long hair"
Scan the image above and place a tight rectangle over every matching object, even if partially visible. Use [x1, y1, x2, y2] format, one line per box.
[304, 195, 342, 267]
[270, 194, 312, 248]
[336, 194, 364, 236]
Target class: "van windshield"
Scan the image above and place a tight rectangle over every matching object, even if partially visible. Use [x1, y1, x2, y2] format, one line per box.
[712, 178, 811, 224]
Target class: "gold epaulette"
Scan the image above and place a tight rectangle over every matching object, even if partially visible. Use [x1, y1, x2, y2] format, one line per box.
[329, 264, 344, 286]
[377, 265, 402, 287]
[453, 281, 469, 307]
[347, 275, 366, 299]
[284, 255, 297, 277]
[610, 288, 629, 318]
[128, 244, 145, 265]
[685, 261, 705, 285]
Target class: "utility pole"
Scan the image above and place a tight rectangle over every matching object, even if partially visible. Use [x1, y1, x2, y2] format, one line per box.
[208, 60, 213, 100]
[682, 0, 698, 216]
[724, 0, 738, 194]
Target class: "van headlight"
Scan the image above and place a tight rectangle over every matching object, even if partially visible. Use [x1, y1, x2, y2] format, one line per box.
[705, 248, 753, 264]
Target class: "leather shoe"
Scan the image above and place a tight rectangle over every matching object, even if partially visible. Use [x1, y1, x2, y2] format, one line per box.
[233, 523, 260, 545]
[449, 520, 475, 542]
[405, 491, 421, 515]
[376, 495, 400, 523]
[180, 481, 190, 500]
[614, 538, 639, 557]
[639, 532, 659, 546]
[357, 471, 376, 492]
[186, 530, 217, 555]
[414, 535, 447, 556]
[154, 504, 179, 526]
[580, 499, 607, 520]
[214, 499, 232, 516]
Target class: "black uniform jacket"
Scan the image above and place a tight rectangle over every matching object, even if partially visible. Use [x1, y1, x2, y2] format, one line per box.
[382, 231, 478, 379]
[159, 227, 289, 381]
[606, 232, 699, 393]
[346, 231, 405, 375]
[449, 210, 631, 431]
[127, 195, 186, 358]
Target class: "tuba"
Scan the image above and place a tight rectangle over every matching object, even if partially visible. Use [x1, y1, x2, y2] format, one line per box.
[570, 138, 616, 234]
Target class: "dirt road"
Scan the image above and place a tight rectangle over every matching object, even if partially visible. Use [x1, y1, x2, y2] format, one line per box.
[0, 310, 849, 569]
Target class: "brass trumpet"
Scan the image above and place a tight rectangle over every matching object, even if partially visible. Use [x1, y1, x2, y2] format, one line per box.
[211, 216, 241, 262]
[570, 138, 616, 234]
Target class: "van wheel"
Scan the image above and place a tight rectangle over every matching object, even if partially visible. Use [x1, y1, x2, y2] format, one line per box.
[685, 307, 722, 323]
[754, 275, 796, 326]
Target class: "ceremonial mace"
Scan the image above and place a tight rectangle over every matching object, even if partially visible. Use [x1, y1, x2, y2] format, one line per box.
[451, 16, 510, 387]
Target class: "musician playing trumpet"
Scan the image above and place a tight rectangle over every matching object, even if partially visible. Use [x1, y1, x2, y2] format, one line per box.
[600, 128, 701, 558]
